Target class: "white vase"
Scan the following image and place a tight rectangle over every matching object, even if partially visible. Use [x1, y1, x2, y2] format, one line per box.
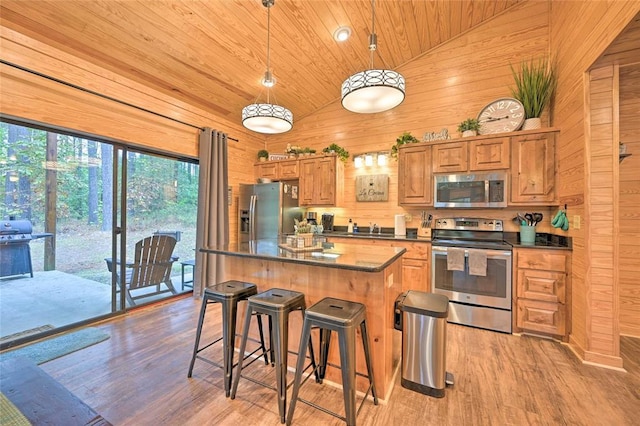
[522, 117, 541, 130]
[462, 130, 477, 137]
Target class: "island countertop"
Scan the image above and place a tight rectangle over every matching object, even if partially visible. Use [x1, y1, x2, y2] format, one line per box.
[200, 239, 406, 272]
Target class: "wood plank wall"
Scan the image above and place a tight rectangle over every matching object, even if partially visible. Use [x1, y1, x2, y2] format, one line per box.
[263, 1, 552, 233]
[586, 66, 621, 367]
[619, 65, 640, 338]
[0, 27, 265, 247]
[550, 2, 640, 367]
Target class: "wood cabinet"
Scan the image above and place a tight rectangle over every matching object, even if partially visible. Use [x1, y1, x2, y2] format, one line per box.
[469, 138, 510, 170]
[299, 155, 343, 206]
[327, 236, 431, 293]
[514, 248, 571, 340]
[433, 142, 467, 172]
[432, 137, 510, 173]
[255, 159, 299, 180]
[398, 144, 432, 206]
[510, 132, 556, 204]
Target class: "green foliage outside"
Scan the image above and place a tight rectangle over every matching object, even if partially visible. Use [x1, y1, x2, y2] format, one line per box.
[1, 122, 199, 282]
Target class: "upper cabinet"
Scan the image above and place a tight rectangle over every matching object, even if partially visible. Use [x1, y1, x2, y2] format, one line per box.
[398, 144, 432, 206]
[510, 132, 556, 204]
[398, 129, 559, 207]
[433, 138, 510, 172]
[255, 158, 299, 180]
[299, 155, 344, 206]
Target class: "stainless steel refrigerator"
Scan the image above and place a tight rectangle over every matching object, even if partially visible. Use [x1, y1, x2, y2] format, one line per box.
[238, 181, 305, 243]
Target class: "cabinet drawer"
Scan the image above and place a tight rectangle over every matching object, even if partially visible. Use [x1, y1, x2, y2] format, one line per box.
[517, 250, 567, 272]
[516, 299, 566, 336]
[517, 269, 565, 303]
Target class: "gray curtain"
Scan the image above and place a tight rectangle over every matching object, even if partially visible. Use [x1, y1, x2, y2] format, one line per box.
[194, 128, 229, 297]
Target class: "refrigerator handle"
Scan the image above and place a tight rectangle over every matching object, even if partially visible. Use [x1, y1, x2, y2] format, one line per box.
[249, 194, 257, 240]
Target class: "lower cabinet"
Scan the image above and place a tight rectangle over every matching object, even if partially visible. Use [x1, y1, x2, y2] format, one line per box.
[327, 236, 431, 293]
[514, 248, 571, 340]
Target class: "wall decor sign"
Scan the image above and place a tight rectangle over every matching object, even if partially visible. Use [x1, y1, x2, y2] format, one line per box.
[269, 154, 289, 160]
[423, 128, 450, 142]
[355, 174, 389, 202]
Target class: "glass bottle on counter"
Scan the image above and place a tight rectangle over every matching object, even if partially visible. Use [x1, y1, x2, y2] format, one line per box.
[347, 218, 353, 233]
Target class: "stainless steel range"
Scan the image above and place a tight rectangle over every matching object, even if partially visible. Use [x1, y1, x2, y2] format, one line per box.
[431, 218, 512, 333]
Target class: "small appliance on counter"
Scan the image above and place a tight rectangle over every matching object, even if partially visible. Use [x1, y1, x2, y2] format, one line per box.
[321, 213, 334, 231]
[395, 214, 406, 237]
[306, 212, 318, 225]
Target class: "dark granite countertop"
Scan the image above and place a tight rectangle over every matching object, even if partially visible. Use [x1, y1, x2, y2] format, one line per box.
[503, 232, 572, 250]
[200, 238, 406, 272]
[322, 227, 572, 250]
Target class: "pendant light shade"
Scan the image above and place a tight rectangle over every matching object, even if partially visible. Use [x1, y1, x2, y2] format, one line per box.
[242, 103, 293, 134]
[341, 69, 405, 113]
[242, 0, 293, 134]
[342, 0, 405, 114]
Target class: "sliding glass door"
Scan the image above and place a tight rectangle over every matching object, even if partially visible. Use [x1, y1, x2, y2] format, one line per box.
[0, 121, 198, 347]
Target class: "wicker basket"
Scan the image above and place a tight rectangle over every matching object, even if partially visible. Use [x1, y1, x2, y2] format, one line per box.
[296, 233, 314, 247]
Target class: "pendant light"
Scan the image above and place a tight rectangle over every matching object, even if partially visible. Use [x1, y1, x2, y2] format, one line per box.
[242, 0, 293, 134]
[341, 0, 405, 114]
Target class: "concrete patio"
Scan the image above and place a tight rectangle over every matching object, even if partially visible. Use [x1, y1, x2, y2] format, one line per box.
[0, 270, 191, 343]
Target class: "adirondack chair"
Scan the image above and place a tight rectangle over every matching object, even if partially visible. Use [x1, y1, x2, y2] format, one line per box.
[105, 235, 178, 306]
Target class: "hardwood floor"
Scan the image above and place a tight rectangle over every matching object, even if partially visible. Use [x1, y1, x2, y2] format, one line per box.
[36, 296, 640, 425]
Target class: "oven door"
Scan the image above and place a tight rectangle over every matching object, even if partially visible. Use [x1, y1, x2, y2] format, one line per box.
[431, 246, 512, 310]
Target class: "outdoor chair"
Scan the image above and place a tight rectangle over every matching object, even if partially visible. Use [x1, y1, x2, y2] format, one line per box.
[104, 235, 178, 306]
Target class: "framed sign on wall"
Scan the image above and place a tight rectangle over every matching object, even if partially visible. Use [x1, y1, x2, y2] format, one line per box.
[355, 174, 389, 202]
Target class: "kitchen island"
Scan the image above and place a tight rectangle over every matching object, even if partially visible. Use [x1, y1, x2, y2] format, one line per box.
[200, 239, 405, 399]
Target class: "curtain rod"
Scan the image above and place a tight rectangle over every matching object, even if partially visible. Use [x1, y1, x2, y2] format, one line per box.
[1, 59, 239, 142]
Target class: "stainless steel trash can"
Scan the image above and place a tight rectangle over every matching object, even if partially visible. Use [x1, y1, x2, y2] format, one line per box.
[394, 290, 452, 398]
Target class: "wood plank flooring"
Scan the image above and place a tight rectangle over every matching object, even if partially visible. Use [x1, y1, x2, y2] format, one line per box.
[34, 296, 640, 425]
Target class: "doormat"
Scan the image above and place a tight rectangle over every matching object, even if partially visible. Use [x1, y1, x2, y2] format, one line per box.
[0, 325, 55, 343]
[0, 327, 109, 365]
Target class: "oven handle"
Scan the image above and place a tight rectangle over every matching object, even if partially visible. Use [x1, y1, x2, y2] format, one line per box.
[432, 246, 512, 258]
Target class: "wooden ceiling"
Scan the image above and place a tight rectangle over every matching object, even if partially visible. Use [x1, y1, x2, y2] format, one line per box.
[1, 0, 523, 125]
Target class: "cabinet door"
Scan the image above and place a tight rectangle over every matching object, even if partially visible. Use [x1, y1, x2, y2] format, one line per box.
[402, 258, 430, 293]
[255, 162, 278, 179]
[510, 133, 556, 203]
[314, 157, 336, 205]
[278, 160, 299, 179]
[299, 159, 316, 205]
[469, 138, 510, 170]
[433, 142, 467, 173]
[398, 145, 432, 205]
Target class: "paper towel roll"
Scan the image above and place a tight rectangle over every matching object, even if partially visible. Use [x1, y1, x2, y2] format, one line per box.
[394, 214, 406, 237]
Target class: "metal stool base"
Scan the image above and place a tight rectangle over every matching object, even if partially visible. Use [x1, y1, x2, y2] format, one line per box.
[187, 280, 268, 397]
[287, 297, 378, 426]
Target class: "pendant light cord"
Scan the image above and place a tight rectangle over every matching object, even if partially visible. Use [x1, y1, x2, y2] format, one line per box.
[266, 2, 271, 103]
[369, 0, 377, 69]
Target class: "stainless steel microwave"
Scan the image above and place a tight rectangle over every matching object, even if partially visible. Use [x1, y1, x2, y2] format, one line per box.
[434, 172, 507, 208]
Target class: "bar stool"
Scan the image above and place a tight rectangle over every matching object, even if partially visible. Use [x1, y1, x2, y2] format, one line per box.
[230, 288, 318, 424]
[286, 297, 378, 426]
[187, 280, 269, 397]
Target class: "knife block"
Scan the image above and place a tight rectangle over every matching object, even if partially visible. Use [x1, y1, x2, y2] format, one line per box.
[417, 227, 431, 239]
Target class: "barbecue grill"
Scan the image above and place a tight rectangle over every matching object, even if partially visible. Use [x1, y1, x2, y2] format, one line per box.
[0, 220, 52, 278]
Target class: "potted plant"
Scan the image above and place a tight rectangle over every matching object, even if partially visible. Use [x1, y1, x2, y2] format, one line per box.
[391, 131, 419, 159]
[457, 118, 481, 137]
[322, 143, 349, 162]
[510, 57, 557, 130]
[257, 149, 269, 162]
[294, 218, 314, 246]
